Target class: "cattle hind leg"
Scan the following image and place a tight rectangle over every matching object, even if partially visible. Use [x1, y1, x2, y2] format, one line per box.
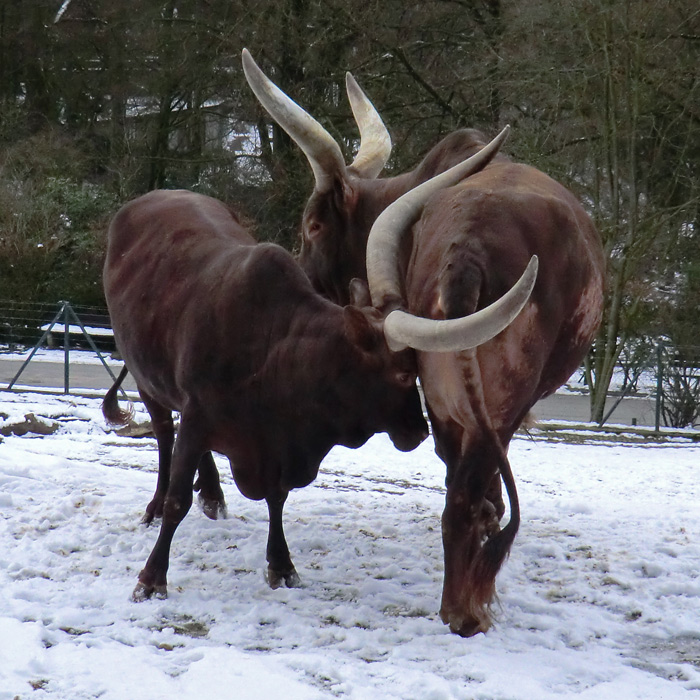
[133, 413, 205, 601]
[264, 492, 301, 589]
[139, 391, 176, 524]
[140, 391, 226, 523]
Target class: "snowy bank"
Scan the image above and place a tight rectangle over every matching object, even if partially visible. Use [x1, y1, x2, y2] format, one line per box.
[1, 391, 699, 699]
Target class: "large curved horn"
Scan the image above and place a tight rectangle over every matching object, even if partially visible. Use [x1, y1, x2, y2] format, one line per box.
[345, 73, 392, 179]
[366, 125, 510, 311]
[242, 48, 345, 193]
[383, 256, 538, 352]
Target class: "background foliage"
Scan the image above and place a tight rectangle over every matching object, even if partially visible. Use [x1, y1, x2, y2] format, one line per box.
[0, 0, 698, 420]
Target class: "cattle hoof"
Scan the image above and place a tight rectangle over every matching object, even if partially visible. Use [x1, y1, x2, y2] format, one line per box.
[140, 512, 157, 526]
[265, 566, 301, 590]
[142, 498, 164, 525]
[284, 570, 302, 588]
[132, 581, 168, 602]
[198, 493, 227, 521]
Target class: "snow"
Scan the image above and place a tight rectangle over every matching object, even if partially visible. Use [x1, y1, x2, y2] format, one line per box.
[1, 348, 121, 367]
[1, 390, 699, 699]
[39, 324, 114, 338]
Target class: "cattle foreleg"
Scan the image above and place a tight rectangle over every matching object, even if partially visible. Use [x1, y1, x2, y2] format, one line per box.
[193, 452, 227, 520]
[264, 492, 301, 589]
[133, 419, 204, 601]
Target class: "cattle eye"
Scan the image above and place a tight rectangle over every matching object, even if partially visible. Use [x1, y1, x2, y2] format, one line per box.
[396, 371, 413, 386]
[305, 220, 323, 240]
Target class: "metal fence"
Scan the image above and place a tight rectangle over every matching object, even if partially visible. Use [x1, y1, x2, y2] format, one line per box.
[1, 300, 699, 430]
[0, 299, 120, 395]
[0, 299, 114, 351]
[656, 343, 700, 430]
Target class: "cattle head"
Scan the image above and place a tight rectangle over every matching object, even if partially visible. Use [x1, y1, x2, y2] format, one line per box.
[340, 283, 429, 453]
[359, 130, 538, 344]
[242, 49, 391, 302]
[243, 49, 454, 304]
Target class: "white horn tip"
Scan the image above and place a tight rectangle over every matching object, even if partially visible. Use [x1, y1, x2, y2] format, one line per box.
[494, 124, 511, 147]
[527, 254, 539, 279]
[241, 48, 254, 74]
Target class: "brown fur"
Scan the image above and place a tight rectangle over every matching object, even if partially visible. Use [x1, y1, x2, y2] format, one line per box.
[103, 189, 429, 601]
[291, 127, 605, 636]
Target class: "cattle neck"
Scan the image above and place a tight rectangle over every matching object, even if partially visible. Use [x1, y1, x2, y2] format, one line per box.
[253, 295, 347, 403]
[354, 173, 417, 253]
[354, 169, 432, 219]
[268, 307, 356, 446]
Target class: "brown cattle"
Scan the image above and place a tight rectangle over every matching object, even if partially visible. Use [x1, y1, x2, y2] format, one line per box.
[102, 187, 534, 602]
[243, 50, 605, 636]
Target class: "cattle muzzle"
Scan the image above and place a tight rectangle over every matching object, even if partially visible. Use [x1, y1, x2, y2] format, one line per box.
[388, 417, 429, 452]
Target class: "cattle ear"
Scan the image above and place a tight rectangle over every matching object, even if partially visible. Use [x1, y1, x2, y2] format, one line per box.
[348, 278, 371, 308]
[344, 306, 380, 353]
[333, 177, 358, 211]
[343, 179, 359, 207]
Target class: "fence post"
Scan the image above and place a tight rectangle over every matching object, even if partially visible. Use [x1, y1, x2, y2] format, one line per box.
[63, 301, 70, 394]
[63, 302, 125, 395]
[5, 300, 127, 397]
[655, 341, 663, 432]
[7, 301, 67, 390]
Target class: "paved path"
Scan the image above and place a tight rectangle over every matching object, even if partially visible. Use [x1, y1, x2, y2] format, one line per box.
[0, 356, 138, 394]
[0, 356, 659, 427]
[531, 391, 658, 427]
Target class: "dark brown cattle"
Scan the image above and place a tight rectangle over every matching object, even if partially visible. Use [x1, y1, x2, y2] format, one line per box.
[103, 189, 428, 599]
[243, 50, 605, 636]
[103, 188, 533, 603]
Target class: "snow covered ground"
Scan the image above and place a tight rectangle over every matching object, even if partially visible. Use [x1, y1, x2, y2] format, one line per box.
[1, 390, 699, 699]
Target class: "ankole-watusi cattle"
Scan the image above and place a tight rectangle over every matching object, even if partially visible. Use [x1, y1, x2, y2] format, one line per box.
[242, 49, 605, 636]
[102, 187, 536, 602]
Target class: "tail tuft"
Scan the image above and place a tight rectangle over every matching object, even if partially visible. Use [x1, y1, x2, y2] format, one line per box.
[519, 410, 538, 431]
[102, 366, 135, 426]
